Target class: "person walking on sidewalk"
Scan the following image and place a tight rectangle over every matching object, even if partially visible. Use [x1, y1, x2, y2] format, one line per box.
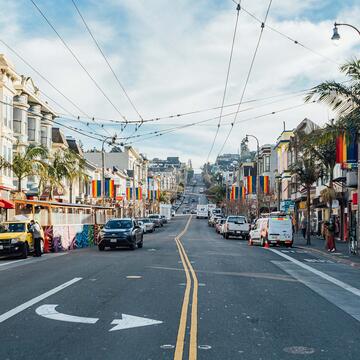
[300, 217, 307, 239]
[29, 220, 42, 257]
[325, 219, 336, 252]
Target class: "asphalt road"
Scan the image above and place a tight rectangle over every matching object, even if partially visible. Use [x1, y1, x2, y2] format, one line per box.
[1, 205, 360, 358]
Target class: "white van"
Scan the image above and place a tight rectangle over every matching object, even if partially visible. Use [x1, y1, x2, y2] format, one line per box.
[249, 216, 293, 247]
[196, 205, 208, 219]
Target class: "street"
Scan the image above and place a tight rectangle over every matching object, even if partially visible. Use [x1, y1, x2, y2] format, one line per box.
[1, 210, 360, 359]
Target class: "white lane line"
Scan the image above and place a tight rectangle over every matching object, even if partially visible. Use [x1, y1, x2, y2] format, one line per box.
[269, 249, 360, 297]
[0, 253, 67, 270]
[36, 304, 98, 324]
[0, 259, 28, 267]
[0, 277, 82, 323]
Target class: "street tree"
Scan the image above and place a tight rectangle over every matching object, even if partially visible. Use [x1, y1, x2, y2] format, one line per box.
[290, 157, 322, 245]
[11, 145, 48, 193]
[41, 152, 69, 200]
[63, 149, 89, 203]
[305, 58, 360, 117]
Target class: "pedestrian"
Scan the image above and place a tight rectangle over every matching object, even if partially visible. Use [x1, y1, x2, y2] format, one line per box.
[300, 217, 307, 239]
[326, 218, 336, 252]
[29, 220, 42, 257]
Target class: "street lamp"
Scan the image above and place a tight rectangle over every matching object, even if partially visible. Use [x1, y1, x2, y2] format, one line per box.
[101, 134, 117, 206]
[331, 22, 360, 41]
[245, 134, 260, 218]
[331, 21, 360, 247]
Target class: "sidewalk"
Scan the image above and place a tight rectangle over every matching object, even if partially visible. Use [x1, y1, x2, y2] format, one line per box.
[293, 232, 360, 268]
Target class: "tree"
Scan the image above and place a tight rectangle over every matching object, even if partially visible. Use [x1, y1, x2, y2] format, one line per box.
[11, 145, 48, 192]
[42, 152, 69, 200]
[290, 157, 322, 245]
[302, 123, 337, 219]
[63, 149, 89, 203]
[305, 59, 360, 117]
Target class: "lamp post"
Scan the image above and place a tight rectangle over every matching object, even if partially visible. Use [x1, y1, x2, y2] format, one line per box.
[101, 135, 117, 207]
[331, 21, 360, 246]
[331, 22, 360, 41]
[245, 134, 260, 218]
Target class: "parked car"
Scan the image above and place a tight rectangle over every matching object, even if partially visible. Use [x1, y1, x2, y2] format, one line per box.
[139, 218, 155, 233]
[160, 215, 168, 224]
[98, 218, 143, 251]
[250, 215, 293, 247]
[215, 219, 226, 234]
[171, 210, 176, 217]
[223, 216, 250, 240]
[0, 220, 45, 259]
[148, 214, 163, 227]
[208, 215, 222, 227]
[190, 209, 197, 214]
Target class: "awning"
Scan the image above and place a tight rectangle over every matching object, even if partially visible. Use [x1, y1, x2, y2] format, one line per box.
[0, 199, 15, 209]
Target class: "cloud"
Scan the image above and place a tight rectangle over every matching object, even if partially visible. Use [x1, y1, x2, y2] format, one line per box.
[0, 0, 358, 169]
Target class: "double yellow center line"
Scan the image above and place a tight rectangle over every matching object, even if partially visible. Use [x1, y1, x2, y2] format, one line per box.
[174, 215, 198, 360]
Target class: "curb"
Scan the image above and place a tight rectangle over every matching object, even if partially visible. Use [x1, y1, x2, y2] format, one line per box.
[296, 245, 360, 269]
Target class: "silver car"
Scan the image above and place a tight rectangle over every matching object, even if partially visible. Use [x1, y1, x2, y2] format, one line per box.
[140, 218, 155, 233]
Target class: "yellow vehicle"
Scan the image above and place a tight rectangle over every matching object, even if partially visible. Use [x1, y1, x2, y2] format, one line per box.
[0, 220, 44, 259]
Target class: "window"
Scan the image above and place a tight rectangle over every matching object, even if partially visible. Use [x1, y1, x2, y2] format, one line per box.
[265, 156, 270, 172]
[28, 117, 36, 141]
[3, 95, 8, 127]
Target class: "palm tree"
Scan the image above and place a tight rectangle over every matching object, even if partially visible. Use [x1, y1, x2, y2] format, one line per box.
[44, 152, 69, 200]
[11, 145, 48, 192]
[63, 149, 89, 203]
[305, 59, 360, 117]
[290, 158, 322, 245]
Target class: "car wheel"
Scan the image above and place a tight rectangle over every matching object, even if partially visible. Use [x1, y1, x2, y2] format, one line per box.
[129, 240, 136, 250]
[138, 238, 143, 248]
[21, 242, 29, 259]
[98, 243, 105, 251]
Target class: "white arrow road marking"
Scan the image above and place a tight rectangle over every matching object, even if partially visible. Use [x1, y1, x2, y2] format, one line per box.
[109, 314, 162, 332]
[0, 277, 82, 323]
[36, 305, 99, 324]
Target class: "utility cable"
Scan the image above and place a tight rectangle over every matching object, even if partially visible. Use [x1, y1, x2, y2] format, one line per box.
[71, 0, 143, 123]
[30, 0, 128, 123]
[0, 37, 112, 136]
[216, 0, 273, 158]
[240, 6, 340, 66]
[206, 2, 241, 163]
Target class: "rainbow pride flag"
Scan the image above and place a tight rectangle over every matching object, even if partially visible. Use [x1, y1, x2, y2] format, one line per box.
[246, 176, 257, 194]
[91, 180, 101, 198]
[259, 176, 269, 194]
[336, 131, 357, 168]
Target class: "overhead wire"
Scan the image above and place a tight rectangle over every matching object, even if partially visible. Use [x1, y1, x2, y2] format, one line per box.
[0, 99, 108, 143]
[206, 1, 241, 163]
[123, 101, 314, 146]
[71, 0, 143, 125]
[30, 0, 128, 124]
[240, 6, 340, 66]
[120, 101, 314, 145]
[0, 37, 112, 137]
[216, 0, 273, 158]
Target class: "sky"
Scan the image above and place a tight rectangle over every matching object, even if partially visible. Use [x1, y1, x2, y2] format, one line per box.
[0, 0, 359, 169]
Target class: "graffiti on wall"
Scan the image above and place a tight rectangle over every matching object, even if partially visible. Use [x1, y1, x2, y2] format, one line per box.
[44, 224, 96, 252]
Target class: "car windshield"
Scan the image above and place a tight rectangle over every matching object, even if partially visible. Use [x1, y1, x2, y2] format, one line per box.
[141, 219, 150, 223]
[149, 215, 159, 219]
[227, 217, 245, 224]
[105, 220, 132, 229]
[0, 223, 26, 233]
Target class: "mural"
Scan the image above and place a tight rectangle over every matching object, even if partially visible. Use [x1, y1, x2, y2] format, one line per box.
[43, 224, 97, 252]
